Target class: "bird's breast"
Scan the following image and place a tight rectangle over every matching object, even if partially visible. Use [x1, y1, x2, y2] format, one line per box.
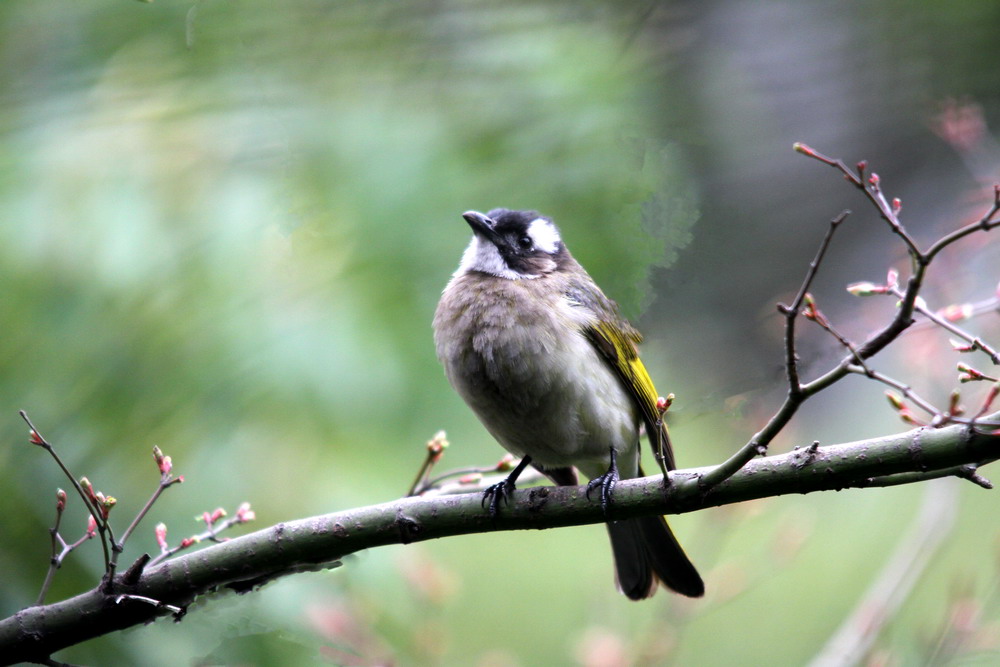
[433, 274, 639, 475]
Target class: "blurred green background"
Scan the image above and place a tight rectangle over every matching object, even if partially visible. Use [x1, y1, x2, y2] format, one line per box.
[3, 1, 1000, 665]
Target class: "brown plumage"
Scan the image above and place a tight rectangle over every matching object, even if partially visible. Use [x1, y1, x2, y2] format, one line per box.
[433, 208, 703, 599]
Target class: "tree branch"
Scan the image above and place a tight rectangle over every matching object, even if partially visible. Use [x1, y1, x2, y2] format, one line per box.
[3, 417, 998, 665]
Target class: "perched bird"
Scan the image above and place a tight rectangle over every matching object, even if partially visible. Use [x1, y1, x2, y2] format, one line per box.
[433, 208, 703, 599]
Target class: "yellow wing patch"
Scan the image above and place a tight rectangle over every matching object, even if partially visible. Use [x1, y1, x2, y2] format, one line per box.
[584, 321, 675, 472]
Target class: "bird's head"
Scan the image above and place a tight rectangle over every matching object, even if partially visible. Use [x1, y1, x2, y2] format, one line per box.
[456, 208, 568, 280]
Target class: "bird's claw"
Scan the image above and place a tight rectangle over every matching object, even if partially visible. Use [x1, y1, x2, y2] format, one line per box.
[586, 447, 620, 518]
[482, 478, 515, 520]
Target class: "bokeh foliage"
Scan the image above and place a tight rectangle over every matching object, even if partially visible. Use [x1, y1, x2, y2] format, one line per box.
[2, 1, 1000, 665]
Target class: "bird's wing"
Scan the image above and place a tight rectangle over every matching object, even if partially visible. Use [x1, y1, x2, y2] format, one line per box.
[565, 281, 675, 472]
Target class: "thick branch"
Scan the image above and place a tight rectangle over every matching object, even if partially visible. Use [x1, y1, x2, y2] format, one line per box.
[3, 419, 999, 664]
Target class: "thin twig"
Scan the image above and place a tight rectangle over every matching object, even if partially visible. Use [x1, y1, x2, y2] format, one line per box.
[700, 147, 999, 495]
[844, 365, 942, 419]
[925, 184, 1000, 261]
[888, 286, 1000, 366]
[696, 210, 848, 490]
[117, 475, 182, 549]
[793, 144, 922, 258]
[19, 411, 112, 573]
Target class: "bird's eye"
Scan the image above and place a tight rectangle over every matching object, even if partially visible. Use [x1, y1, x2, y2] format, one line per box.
[517, 234, 533, 250]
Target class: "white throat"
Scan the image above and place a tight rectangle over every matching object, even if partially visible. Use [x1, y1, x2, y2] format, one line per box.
[455, 236, 535, 280]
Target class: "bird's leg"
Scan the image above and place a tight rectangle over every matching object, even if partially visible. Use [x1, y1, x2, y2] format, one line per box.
[586, 447, 620, 518]
[482, 455, 532, 520]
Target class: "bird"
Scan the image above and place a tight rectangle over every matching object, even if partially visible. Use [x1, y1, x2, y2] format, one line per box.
[432, 208, 704, 599]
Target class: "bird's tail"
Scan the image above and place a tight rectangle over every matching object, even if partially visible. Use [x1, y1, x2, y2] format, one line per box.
[606, 514, 704, 599]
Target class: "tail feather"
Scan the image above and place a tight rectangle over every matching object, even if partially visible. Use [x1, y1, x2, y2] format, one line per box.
[606, 515, 704, 600]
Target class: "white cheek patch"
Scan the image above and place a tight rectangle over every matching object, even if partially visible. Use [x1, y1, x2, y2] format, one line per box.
[527, 218, 561, 254]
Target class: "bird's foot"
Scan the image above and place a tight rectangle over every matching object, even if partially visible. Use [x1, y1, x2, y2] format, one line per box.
[586, 447, 620, 518]
[482, 477, 516, 519]
[481, 455, 532, 521]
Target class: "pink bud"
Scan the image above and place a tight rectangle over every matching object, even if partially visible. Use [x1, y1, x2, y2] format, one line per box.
[886, 268, 899, 288]
[80, 477, 96, 502]
[28, 429, 44, 445]
[179, 537, 197, 549]
[891, 197, 901, 214]
[426, 431, 449, 458]
[950, 339, 975, 353]
[155, 522, 168, 551]
[235, 502, 256, 522]
[56, 488, 67, 512]
[846, 281, 881, 297]
[793, 142, 816, 157]
[495, 454, 516, 472]
[868, 173, 880, 187]
[87, 515, 98, 537]
[941, 303, 974, 322]
[856, 160, 868, 173]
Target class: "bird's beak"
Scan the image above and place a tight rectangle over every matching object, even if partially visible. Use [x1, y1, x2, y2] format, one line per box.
[462, 210, 499, 241]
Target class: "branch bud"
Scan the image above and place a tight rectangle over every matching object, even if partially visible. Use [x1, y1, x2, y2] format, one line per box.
[495, 453, 516, 472]
[801, 293, 818, 320]
[950, 339, 975, 353]
[205, 507, 227, 525]
[957, 362, 985, 383]
[793, 142, 816, 157]
[155, 522, 168, 551]
[235, 502, 255, 523]
[426, 430, 449, 462]
[940, 303, 974, 322]
[948, 390, 964, 417]
[56, 488, 67, 512]
[80, 477, 97, 503]
[846, 281, 882, 297]
[153, 446, 173, 475]
[100, 495, 117, 520]
[891, 197, 902, 215]
[29, 429, 44, 446]
[87, 515, 98, 537]
[898, 409, 925, 426]
[885, 391, 905, 411]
